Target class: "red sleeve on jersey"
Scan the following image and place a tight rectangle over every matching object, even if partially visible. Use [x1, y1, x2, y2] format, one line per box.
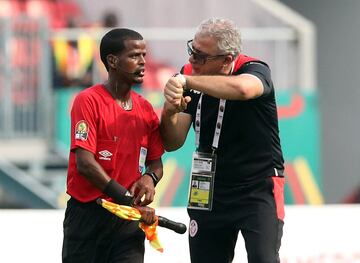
[70, 92, 98, 154]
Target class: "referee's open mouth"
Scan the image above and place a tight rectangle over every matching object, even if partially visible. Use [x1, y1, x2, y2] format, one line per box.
[136, 69, 145, 77]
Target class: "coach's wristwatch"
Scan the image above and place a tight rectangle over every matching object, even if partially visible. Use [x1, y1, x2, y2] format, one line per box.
[173, 73, 188, 91]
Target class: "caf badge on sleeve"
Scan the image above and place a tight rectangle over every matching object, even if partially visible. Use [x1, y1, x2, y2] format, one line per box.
[75, 120, 89, 141]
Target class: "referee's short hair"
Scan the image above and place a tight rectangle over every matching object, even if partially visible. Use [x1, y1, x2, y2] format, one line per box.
[100, 28, 143, 71]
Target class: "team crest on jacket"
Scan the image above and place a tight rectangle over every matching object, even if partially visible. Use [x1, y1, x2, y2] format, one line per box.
[189, 219, 198, 237]
[75, 120, 89, 141]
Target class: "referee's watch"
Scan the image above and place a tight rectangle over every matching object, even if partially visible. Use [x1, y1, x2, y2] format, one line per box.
[144, 171, 160, 186]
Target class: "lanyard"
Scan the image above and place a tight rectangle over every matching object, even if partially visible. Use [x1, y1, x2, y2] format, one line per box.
[195, 95, 226, 153]
[194, 62, 234, 152]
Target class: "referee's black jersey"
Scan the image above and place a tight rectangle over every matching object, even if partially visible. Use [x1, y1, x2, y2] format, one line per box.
[182, 55, 284, 185]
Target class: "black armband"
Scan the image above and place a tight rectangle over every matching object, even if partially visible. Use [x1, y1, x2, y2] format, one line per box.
[144, 171, 160, 187]
[103, 179, 134, 206]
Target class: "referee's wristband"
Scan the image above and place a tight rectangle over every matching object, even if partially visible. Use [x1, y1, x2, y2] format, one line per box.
[144, 171, 160, 187]
[103, 179, 134, 206]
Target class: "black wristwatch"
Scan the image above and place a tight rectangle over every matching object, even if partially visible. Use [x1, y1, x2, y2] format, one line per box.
[144, 171, 160, 186]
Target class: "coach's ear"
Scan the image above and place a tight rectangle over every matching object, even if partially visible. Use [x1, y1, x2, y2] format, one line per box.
[226, 54, 234, 63]
[223, 54, 234, 68]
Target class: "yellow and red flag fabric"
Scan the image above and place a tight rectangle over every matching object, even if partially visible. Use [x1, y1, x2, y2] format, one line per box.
[99, 199, 164, 253]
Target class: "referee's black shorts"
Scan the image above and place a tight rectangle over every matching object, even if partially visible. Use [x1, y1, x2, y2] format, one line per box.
[62, 197, 145, 263]
[188, 175, 285, 263]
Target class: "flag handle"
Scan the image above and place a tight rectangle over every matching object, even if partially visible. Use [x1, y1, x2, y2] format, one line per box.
[97, 198, 187, 234]
[157, 216, 187, 234]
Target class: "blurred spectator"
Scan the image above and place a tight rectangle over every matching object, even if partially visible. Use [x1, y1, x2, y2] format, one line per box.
[101, 11, 120, 28]
[52, 17, 95, 89]
[91, 10, 120, 29]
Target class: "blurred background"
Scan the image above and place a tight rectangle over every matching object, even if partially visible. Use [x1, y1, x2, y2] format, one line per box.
[0, 0, 359, 262]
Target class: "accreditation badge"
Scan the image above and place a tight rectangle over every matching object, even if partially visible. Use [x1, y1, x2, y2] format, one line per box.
[187, 152, 216, 211]
[138, 147, 147, 173]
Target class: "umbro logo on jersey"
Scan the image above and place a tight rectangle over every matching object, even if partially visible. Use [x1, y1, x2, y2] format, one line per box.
[98, 150, 113, 161]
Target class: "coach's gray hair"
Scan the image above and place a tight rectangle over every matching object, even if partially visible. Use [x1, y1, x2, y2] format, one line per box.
[195, 18, 242, 57]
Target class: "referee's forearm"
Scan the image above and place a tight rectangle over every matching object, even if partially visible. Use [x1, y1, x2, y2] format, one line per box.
[76, 156, 110, 191]
[160, 112, 184, 151]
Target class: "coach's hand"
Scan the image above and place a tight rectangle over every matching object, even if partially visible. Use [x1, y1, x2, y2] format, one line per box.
[130, 176, 155, 206]
[164, 76, 183, 106]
